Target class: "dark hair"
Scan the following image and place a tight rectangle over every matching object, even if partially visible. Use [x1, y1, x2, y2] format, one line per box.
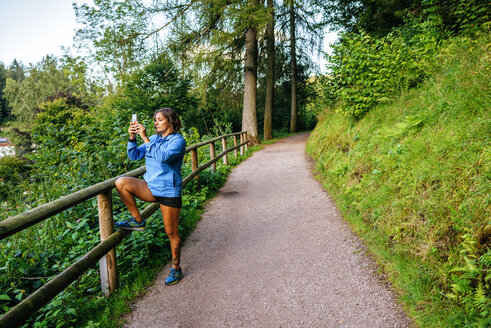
[153, 107, 182, 133]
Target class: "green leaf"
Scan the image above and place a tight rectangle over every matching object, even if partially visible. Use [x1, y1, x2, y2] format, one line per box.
[0, 294, 11, 301]
[65, 308, 77, 315]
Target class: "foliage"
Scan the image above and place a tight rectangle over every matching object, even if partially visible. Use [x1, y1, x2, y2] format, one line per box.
[0, 63, 10, 123]
[123, 53, 201, 132]
[3, 56, 90, 127]
[319, 0, 419, 36]
[0, 155, 30, 199]
[306, 34, 490, 327]
[446, 232, 491, 322]
[451, 0, 490, 34]
[73, 0, 151, 84]
[320, 0, 490, 37]
[0, 59, 26, 124]
[256, 45, 317, 133]
[2, 56, 93, 156]
[303, 75, 334, 127]
[325, 23, 438, 119]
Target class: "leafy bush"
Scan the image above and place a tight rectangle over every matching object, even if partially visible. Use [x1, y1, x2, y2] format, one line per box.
[0, 155, 30, 199]
[451, 0, 490, 34]
[326, 25, 437, 119]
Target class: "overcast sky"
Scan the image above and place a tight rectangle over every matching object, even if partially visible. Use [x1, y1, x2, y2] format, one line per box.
[0, 0, 93, 66]
[0, 0, 336, 71]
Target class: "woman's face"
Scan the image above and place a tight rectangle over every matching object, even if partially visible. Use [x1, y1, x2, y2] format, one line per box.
[154, 112, 172, 135]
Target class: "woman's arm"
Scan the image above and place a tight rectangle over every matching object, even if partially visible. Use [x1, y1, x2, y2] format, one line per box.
[127, 141, 146, 160]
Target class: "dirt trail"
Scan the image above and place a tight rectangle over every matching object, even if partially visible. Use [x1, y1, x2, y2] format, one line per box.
[123, 133, 413, 328]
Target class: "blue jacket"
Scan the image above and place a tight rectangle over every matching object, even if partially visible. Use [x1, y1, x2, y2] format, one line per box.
[127, 133, 187, 197]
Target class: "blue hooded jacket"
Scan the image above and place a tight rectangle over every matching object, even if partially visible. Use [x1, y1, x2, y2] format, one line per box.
[127, 133, 186, 197]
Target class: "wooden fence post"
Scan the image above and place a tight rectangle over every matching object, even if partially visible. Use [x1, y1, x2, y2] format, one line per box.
[97, 191, 118, 296]
[222, 137, 228, 165]
[244, 132, 249, 151]
[191, 149, 199, 187]
[209, 142, 216, 172]
[233, 135, 238, 158]
[240, 133, 244, 156]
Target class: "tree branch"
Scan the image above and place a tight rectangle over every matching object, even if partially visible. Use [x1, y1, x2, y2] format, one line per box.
[144, 1, 196, 40]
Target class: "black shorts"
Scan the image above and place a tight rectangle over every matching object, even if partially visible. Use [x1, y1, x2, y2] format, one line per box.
[154, 196, 182, 209]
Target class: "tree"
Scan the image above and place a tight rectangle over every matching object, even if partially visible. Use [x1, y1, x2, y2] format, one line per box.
[7, 59, 25, 82]
[73, 0, 150, 84]
[242, 0, 260, 144]
[0, 60, 25, 123]
[3, 55, 90, 154]
[263, 0, 275, 140]
[3, 56, 89, 128]
[148, 0, 268, 143]
[318, 0, 419, 36]
[316, 0, 489, 37]
[289, 0, 298, 133]
[272, 0, 330, 133]
[0, 63, 9, 123]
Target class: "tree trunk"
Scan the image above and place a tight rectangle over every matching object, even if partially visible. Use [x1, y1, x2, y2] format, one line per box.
[263, 0, 275, 141]
[289, 0, 297, 133]
[242, 5, 260, 145]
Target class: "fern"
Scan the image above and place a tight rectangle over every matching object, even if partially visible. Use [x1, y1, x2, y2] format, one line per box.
[479, 252, 491, 267]
[473, 283, 488, 313]
[447, 232, 491, 319]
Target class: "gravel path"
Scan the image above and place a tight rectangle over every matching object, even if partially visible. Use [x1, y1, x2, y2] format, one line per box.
[123, 133, 413, 328]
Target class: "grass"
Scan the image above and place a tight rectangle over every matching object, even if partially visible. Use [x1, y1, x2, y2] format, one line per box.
[306, 33, 490, 327]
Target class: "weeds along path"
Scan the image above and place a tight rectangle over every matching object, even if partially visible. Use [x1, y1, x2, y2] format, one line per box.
[123, 133, 413, 328]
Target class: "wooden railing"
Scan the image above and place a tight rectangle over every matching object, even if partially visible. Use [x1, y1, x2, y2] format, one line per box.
[0, 132, 249, 328]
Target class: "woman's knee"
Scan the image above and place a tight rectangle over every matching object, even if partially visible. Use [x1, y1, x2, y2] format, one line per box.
[115, 177, 124, 190]
[115, 177, 130, 191]
[165, 229, 179, 239]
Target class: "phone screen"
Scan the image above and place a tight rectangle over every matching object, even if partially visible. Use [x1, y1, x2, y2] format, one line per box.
[132, 114, 137, 123]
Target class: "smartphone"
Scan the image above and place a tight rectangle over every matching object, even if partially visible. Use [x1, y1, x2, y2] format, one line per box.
[132, 114, 137, 123]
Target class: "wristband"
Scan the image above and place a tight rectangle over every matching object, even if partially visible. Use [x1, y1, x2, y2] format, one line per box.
[128, 137, 137, 142]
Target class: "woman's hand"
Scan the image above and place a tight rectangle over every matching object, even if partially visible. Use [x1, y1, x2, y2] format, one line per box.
[136, 123, 150, 143]
[128, 122, 138, 139]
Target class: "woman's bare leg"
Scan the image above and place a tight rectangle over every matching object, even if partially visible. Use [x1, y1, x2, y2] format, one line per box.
[115, 177, 157, 222]
[161, 205, 182, 269]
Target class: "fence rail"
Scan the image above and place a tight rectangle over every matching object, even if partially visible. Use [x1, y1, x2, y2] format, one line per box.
[0, 131, 249, 328]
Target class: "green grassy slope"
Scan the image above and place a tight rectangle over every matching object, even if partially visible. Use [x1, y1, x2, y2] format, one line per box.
[306, 35, 490, 327]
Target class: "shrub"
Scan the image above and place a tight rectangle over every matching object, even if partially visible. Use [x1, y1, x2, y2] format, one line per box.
[326, 26, 436, 119]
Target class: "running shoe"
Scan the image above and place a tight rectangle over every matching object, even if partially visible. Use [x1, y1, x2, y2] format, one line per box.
[114, 217, 146, 231]
[165, 267, 183, 285]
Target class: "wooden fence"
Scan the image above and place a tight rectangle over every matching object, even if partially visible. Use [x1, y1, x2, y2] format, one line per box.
[0, 132, 249, 328]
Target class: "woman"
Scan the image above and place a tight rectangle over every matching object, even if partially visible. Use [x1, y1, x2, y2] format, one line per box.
[114, 107, 187, 286]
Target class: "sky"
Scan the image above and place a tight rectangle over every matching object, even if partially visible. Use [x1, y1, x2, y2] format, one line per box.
[0, 0, 90, 66]
[0, 0, 337, 71]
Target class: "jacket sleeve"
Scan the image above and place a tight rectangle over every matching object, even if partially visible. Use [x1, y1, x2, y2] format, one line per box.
[145, 136, 186, 163]
[127, 141, 146, 160]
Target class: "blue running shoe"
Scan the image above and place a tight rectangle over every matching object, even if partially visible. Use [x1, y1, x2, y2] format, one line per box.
[165, 267, 183, 285]
[114, 217, 146, 231]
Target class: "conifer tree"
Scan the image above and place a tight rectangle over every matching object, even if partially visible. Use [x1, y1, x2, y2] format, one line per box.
[263, 0, 275, 140]
[289, 0, 297, 133]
